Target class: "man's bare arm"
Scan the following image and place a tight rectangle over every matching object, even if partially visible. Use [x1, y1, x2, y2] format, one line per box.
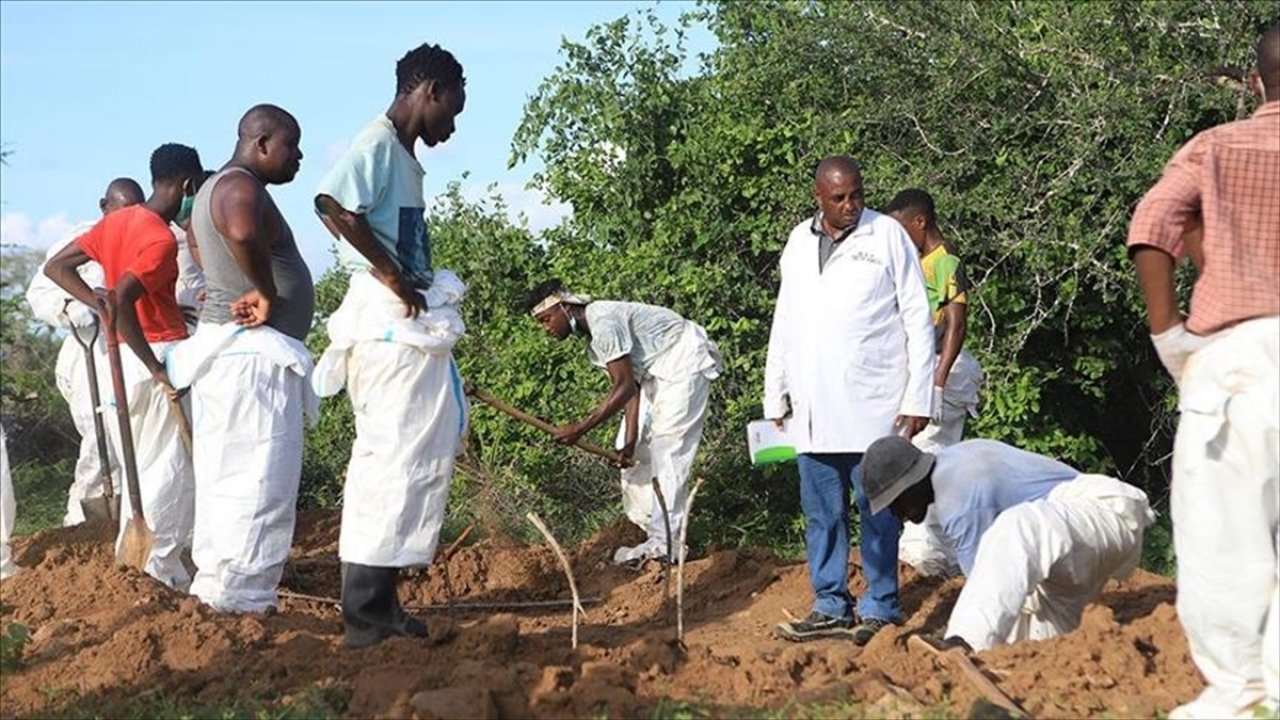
[554, 357, 639, 444]
[44, 241, 97, 310]
[214, 174, 277, 297]
[315, 194, 425, 317]
[935, 302, 967, 388]
[1131, 247, 1183, 334]
[113, 274, 171, 385]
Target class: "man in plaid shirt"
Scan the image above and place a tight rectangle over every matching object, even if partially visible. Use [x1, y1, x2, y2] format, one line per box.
[1128, 22, 1279, 720]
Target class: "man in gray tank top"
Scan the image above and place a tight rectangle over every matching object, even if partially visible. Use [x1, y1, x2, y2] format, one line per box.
[185, 104, 316, 614]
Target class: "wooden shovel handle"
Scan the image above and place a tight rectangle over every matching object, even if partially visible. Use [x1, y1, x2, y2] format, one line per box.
[908, 635, 1030, 717]
[467, 386, 623, 464]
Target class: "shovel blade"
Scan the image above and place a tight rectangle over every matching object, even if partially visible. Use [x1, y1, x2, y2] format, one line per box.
[115, 517, 154, 571]
[80, 495, 121, 532]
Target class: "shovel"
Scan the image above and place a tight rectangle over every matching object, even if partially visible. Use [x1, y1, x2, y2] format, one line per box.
[465, 384, 623, 464]
[64, 307, 120, 527]
[98, 292, 153, 570]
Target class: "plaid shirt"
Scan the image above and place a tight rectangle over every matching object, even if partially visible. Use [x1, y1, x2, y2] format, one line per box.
[1128, 101, 1280, 335]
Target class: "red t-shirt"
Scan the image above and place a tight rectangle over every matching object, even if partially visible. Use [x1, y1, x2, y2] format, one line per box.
[76, 205, 187, 342]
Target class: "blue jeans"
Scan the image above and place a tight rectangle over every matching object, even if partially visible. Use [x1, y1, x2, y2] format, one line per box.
[797, 452, 902, 622]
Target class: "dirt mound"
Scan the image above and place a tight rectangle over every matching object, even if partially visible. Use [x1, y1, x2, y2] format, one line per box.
[0, 511, 1203, 718]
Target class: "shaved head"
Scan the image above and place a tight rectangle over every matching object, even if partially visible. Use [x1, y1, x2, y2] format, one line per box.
[1258, 21, 1280, 100]
[100, 176, 144, 215]
[232, 103, 304, 184]
[238, 103, 300, 143]
[815, 155, 861, 185]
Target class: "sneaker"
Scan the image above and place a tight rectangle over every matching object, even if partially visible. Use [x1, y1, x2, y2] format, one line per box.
[852, 617, 895, 646]
[775, 611, 855, 642]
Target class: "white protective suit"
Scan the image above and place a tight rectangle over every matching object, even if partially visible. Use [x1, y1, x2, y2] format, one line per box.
[25, 221, 205, 526]
[103, 338, 195, 590]
[901, 347, 985, 576]
[945, 473, 1155, 651]
[1168, 317, 1279, 720]
[25, 222, 118, 526]
[313, 270, 468, 568]
[612, 320, 721, 563]
[763, 210, 935, 452]
[1, 425, 19, 580]
[168, 323, 317, 613]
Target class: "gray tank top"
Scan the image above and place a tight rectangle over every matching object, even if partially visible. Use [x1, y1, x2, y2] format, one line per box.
[195, 167, 315, 340]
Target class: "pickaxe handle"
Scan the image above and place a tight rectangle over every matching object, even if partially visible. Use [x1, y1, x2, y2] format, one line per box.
[466, 385, 623, 464]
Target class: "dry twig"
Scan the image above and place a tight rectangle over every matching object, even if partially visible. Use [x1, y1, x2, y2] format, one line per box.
[676, 477, 705, 642]
[651, 478, 674, 621]
[526, 511, 585, 649]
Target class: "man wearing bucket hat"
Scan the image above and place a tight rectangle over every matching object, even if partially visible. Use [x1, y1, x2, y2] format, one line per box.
[862, 435, 1155, 652]
[527, 278, 722, 566]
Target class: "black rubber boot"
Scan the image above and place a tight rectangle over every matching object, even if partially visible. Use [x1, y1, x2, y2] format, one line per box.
[341, 563, 427, 649]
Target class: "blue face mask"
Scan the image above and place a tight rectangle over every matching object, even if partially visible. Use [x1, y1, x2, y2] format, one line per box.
[568, 315, 580, 336]
[175, 193, 195, 225]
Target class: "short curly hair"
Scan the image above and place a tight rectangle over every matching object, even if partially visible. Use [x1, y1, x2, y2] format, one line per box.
[396, 43, 466, 96]
[149, 143, 203, 183]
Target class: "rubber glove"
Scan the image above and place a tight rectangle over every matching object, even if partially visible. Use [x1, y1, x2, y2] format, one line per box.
[1151, 322, 1211, 386]
[930, 386, 946, 425]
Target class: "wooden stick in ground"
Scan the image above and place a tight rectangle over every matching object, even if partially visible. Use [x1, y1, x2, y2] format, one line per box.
[676, 477, 705, 642]
[651, 478, 673, 620]
[526, 511, 585, 649]
[907, 635, 1030, 717]
[442, 523, 475, 562]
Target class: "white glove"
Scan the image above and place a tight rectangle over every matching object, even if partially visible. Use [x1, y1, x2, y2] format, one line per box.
[1151, 322, 1211, 386]
[930, 386, 946, 425]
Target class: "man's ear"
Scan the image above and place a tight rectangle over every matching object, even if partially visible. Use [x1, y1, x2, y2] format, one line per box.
[1249, 69, 1266, 101]
[99, 198, 108, 214]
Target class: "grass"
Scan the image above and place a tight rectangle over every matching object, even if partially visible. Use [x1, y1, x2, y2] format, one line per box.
[11, 457, 74, 536]
[29, 684, 350, 720]
[649, 695, 961, 720]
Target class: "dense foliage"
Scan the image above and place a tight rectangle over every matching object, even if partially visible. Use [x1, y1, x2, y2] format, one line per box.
[3, 1, 1275, 565]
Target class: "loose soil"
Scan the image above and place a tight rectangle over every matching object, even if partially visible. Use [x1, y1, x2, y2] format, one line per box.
[0, 512, 1202, 718]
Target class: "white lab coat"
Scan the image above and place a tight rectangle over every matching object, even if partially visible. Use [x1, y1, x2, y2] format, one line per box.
[764, 210, 935, 452]
[313, 270, 469, 568]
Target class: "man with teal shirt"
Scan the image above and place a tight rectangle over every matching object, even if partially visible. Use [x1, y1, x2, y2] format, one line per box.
[315, 42, 468, 649]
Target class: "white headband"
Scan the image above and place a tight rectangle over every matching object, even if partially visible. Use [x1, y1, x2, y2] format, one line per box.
[531, 289, 591, 317]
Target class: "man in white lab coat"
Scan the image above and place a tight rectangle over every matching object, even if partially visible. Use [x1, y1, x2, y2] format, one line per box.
[765, 156, 935, 644]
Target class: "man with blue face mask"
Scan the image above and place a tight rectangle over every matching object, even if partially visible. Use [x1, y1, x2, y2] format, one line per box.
[528, 279, 722, 567]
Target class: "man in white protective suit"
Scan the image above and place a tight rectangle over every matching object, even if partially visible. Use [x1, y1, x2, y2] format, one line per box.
[1127, 21, 1280, 720]
[44, 143, 205, 590]
[862, 435, 1155, 652]
[884, 188, 984, 578]
[0, 425, 21, 580]
[24, 178, 144, 526]
[313, 43, 469, 649]
[528, 279, 723, 567]
[173, 104, 315, 614]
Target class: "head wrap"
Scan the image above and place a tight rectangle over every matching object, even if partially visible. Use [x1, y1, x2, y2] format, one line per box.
[530, 288, 591, 316]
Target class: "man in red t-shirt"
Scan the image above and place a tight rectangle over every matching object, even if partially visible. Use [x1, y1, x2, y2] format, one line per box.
[45, 143, 206, 590]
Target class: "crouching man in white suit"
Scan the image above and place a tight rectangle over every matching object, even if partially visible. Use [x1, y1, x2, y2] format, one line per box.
[863, 435, 1155, 652]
